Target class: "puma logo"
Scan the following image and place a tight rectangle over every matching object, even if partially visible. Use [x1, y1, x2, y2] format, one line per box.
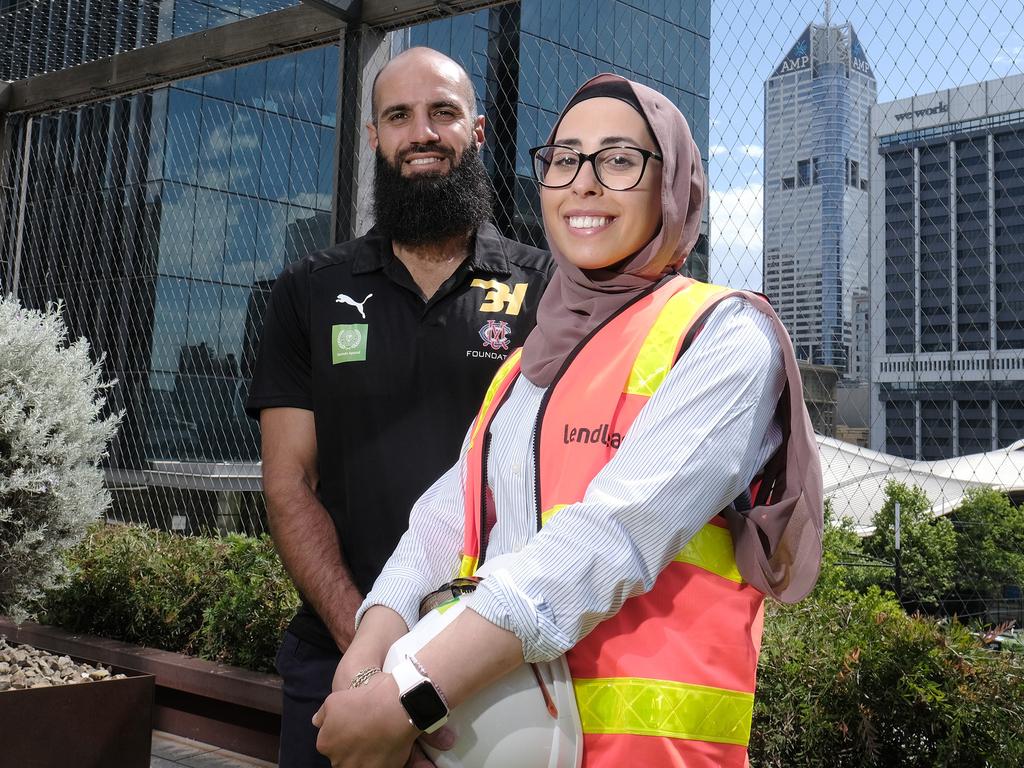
[335, 292, 373, 319]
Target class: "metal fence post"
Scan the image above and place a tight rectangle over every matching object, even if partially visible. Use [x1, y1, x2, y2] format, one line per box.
[333, 25, 388, 244]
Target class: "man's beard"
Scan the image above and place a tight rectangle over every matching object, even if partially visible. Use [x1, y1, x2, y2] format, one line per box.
[372, 142, 494, 248]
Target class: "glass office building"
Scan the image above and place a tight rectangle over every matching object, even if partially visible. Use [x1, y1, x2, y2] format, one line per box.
[406, 0, 712, 278]
[869, 74, 1024, 459]
[2, 0, 710, 524]
[1, 1, 337, 484]
[762, 19, 876, 378]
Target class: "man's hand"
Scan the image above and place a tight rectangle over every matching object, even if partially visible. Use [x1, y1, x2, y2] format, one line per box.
[261, 407, 363, 650]
[312, 673, 441, 768]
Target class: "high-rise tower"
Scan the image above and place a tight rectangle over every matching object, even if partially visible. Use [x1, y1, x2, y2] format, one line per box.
[763, 9, 876, 378]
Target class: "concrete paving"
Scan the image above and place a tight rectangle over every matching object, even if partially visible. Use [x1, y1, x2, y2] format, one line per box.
[151, 731, 277, 768]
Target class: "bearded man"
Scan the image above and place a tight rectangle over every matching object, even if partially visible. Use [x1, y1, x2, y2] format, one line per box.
[246, 47, 552, 768]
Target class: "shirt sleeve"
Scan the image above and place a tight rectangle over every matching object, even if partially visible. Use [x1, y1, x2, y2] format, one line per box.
[245, 262, 314, 417]
[356, 428, 472, 632]
[466, 297, 787, 662]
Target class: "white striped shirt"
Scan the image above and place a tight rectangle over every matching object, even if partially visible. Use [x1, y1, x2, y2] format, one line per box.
[358, 296, 786, 663]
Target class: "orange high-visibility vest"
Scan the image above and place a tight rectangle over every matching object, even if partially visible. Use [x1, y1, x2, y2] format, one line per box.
[459, 276, 790, 767]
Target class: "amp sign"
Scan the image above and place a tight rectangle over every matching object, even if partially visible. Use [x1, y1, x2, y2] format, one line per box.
[772, 27, 811, 77]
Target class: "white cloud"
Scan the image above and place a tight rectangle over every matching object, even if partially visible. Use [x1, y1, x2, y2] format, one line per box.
[740, 144, 764, 159]
[709, 143, 729, 157]
[993, 45, 1024, 69]
[708, 182, 763, 291]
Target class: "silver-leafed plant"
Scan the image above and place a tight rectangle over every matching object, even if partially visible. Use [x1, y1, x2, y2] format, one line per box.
[0, 297, 119, 620]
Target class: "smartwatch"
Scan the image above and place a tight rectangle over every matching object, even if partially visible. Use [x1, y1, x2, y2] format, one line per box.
[391, 656, 450, 733]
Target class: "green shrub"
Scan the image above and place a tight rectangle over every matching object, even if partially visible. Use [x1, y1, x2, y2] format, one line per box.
[864, 481, 958, 610]
[0, 298, 119, 620]
[42, 524, 299, 672]
[200, 534, 304, 671]
[752, 586, 1024, 767]
[949, 488, 1024, 602]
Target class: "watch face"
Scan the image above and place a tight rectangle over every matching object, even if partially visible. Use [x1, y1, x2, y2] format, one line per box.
[401, 680, 449, 731]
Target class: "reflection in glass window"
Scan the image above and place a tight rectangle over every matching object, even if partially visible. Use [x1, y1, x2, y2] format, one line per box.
[519, 35, 541, 108]
[265, 56, 297, 116]
[198, 97, 234, 190]
[318, 127, 336, 211]
[223, 196, 259, 286]
[158, 182, 196, 277]
[187, 282, 221, 350]
[289, 120, 320, 207]
[235, 61, 268, 110]
[165, 89, 202, 184]
[255, 200, 288, 279]
[204, 67, 236, 102]
[192, 189, 228, 281]
[229, 105, 262, 196]
[151, 277, 191, 372]
[285, 207, 331, 263]
[321, 46, 340, 126]
[293, 48, 326, 124]
[219, 284, 250, 362]
[260, 112, 292, 202]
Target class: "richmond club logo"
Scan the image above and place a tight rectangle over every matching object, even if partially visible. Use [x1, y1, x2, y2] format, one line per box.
[479, 320, 511, 351]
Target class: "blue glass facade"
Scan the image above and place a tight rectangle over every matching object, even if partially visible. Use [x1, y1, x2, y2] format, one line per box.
[4, 0, 711, 482]
[1, 1, 337, 469]
[408, 0, 711, 276]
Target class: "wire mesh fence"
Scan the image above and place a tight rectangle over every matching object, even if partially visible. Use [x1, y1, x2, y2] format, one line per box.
[1, 0, 1023, 626]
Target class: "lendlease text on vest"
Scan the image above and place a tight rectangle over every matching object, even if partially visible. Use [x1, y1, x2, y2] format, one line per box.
[563, 423, 623, 449]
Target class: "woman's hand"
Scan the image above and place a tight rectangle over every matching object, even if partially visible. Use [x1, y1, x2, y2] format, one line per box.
[331, 604, 412, 694]
[312, 672, 420, 768]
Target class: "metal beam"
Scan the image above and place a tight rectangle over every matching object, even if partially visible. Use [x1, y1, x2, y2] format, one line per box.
[5, 0, 513, 116]
[5, 5, 345, 115]
[360, 0, 511, 29]
[300, 0, 363, 22]
[334, 26, 388, 243]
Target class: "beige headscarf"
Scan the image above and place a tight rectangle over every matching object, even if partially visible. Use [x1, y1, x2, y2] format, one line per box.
[520, 74, 705, 387]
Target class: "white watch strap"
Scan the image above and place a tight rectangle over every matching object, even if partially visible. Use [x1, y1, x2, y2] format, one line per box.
[391, 657, 424, 694]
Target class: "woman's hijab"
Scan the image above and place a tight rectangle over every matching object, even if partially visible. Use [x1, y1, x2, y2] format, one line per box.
[521, 73, 706, 387]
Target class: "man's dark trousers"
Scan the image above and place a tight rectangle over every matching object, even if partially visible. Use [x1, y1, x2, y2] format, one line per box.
[275, 630, 340, 768]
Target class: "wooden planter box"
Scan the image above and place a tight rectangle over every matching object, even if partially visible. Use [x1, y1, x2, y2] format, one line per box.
[0, 651, 154, 767]
[0, 617, 282, 762]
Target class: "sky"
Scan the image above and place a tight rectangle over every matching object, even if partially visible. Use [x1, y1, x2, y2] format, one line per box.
[706, 0, 1024, 289]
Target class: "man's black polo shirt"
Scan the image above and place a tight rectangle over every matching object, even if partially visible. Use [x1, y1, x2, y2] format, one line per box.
[246, 222, 552, 650]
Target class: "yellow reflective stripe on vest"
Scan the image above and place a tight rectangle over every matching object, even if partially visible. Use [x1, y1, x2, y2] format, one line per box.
[574, 676, 754, 747]
[673, 523, 743, 583]
[458, 554, 479, 579]
[625, 283, 731, 397]
[544, 507, 743, 584]
[469, 349, 522, 448]
[540, 504, 567, 526]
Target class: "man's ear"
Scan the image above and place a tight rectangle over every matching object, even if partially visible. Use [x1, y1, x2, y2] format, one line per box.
[473, 115, 486, 149]
[367, 121, 378, 151]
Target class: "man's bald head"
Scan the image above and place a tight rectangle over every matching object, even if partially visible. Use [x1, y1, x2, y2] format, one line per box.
[370, 47, 477, 126]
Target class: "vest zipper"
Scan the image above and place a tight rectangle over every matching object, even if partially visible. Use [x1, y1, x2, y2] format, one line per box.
[479, 430, 492, 565]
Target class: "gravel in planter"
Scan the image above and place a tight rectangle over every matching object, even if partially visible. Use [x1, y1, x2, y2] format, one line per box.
[0, 637, 127, 691]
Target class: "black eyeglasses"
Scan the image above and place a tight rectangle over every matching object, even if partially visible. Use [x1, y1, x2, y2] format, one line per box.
[529, 144, 663, 191]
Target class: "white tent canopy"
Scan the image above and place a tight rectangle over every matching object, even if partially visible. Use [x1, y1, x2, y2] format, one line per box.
[819, 437, 1024, 533]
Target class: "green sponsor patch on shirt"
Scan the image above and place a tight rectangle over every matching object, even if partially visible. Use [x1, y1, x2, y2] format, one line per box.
[331, 323, 368, 364]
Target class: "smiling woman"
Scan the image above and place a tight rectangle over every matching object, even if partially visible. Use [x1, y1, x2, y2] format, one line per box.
[312, 73, 823, 768]
[536, 97, 664, 271]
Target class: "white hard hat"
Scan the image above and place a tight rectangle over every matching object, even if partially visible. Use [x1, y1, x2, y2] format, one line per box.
[383, 554, 583, 768]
